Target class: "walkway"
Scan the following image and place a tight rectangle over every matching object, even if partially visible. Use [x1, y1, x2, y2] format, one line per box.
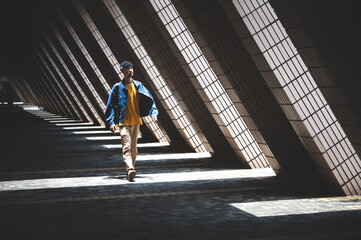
[0, 104, 360, 240]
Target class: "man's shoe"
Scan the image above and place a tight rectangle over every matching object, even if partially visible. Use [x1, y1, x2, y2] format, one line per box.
[128, 169, 136, 180]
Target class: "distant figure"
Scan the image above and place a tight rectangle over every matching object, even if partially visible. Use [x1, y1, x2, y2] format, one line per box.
[104, 61, 158, 181]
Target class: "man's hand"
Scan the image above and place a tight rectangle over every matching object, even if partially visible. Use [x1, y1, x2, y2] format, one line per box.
[110, 124, 118, 134]
[152, 115, 157, 124]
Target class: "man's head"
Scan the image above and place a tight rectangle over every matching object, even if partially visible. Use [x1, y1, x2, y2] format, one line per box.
[120, 61, 134, 78]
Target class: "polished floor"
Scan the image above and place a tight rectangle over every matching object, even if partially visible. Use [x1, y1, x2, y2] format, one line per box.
[0, 104, 360, 240]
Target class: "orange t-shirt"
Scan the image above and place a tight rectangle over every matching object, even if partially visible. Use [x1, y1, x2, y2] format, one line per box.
[119, 83, 142, 126]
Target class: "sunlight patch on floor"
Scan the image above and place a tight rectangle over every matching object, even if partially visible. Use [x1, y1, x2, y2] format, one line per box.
[62, 126, 106, 130]
[0, 168, 275, 191]
[136, 152, 211, 161]
[43, 117, 72, 121]
[72, 130, 111, 135]
[55, 122, 94, 126]
[102, 142, 170, 149]
[22, 106, 45, 110]
[86, 136, 121, 140]
[230, 196, 361, 217]
[49, 119, 82, 123]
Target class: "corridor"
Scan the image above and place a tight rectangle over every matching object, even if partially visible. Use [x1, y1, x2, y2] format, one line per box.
[1, 104, 360, 240]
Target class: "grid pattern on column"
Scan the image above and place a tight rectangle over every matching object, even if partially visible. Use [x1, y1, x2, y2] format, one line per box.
[48, 21, 106, 125]
[22, 80, 34, 104]
[16, 76, 33, 104]
[150, 0, 268, 167]
[17, 60, 46, 107]
[17, 65, 44, 107]
[73, 0, 167, 142]
[232, 0, 361, 195]
[28, 55, 68, 116]
[141, 116, 168, 143]
[73, 0, 121, 77]
[35, 40, 93, 124]
[34, 47, 86, 122]
[103, 0, 206, 152]
[41, 29, 104, 126]
[57, 9, 111, 95]
[10, 76, 31, 104]
[6, 77, 26, 103]
[19, 77, 39, 105]
[27, 68, 57, 113]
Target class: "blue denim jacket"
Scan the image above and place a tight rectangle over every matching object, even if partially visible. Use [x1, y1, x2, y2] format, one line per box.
[104, 80, 158, 126]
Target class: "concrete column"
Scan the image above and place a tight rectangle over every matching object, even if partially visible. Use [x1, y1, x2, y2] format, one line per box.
[224, 0, 361, 195]
[27, 53, 74, 117]
[270, 0, 361, 164]
[42, 23, 105, 125]
[73, 0, 174, 144]
[35, 36, 94, 123]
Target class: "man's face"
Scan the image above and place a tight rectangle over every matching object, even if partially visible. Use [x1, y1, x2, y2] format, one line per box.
[122, 66, 134, 78]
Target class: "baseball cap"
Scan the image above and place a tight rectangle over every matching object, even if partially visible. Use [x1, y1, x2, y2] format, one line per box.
[119, 61, 133, 70]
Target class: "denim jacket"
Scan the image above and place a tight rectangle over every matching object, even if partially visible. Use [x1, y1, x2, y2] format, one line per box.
[104, 80, 158, 126]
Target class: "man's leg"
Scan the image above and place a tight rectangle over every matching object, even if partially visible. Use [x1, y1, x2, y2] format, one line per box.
[120, 125, 134, 172]
[130, 123, 140, 168]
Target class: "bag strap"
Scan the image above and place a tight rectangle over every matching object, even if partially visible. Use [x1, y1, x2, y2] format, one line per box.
[115, 83, 120, 107]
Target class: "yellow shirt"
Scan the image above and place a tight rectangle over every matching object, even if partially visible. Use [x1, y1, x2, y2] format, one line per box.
[120, 82, 142, 126]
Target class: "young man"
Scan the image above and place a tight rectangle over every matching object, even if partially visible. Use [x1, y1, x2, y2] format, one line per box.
[104, 61, 158, 180]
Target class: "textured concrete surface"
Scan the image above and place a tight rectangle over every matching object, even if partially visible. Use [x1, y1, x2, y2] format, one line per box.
[0, 104, 360, 240]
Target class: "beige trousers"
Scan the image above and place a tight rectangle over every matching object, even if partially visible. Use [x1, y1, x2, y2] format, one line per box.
[120, 123, 140, 171]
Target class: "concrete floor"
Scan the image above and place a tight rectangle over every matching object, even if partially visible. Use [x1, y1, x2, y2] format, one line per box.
[1, 104, 361, 240]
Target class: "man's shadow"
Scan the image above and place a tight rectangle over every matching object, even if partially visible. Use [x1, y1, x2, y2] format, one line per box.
[107, 173, 147, 182]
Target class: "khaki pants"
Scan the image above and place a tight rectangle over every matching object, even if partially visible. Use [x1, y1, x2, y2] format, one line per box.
[120, 123, 140, 171]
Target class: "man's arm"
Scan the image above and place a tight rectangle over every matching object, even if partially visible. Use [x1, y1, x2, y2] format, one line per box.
[150, 101, 158, 124]
[104, 84, 119, 133]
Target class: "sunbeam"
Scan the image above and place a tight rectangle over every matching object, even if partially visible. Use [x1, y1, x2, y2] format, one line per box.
[0, 168, 275, 191]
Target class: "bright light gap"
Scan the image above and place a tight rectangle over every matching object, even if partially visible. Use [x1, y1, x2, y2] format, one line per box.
[0, 168, 275, 191]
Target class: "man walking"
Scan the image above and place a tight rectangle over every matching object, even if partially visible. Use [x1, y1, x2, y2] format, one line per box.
[104, 61, 158, 180]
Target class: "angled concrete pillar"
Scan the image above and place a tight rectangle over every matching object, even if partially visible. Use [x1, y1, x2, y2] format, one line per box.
[6, 75, 33, 104]
[223, 0, 361, 195]
[31, 47, 86, 121]
[101, 0, 210, 152]
[27, 53, 76, 117]
[19, 59, 59, 114]
[35, 35, 95, 123]
[144, 0, 271, 167]
[73, 1, 174, 142]
[172, 0, 320, 179]
[41, 23, 105, 125]
[6, 75, 28, 104]
[270, 0, 361, 165]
